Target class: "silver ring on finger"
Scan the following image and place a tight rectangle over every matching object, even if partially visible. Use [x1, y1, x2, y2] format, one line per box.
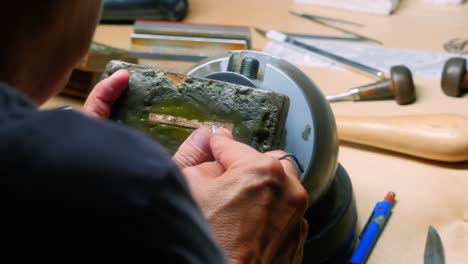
[278, 153, 304, 173]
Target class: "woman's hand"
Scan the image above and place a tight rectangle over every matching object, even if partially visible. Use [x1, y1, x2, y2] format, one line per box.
[83, 69, 129, 118]
[175, 127, 309, 264]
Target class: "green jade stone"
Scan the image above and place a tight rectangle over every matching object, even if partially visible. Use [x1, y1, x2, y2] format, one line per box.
[105, 60, 290, 155]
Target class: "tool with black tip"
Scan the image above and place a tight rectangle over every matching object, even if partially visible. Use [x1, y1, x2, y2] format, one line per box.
[441, 57, 468, 97]
[424, 225, 445, 264]
[326, 65, 416, 105]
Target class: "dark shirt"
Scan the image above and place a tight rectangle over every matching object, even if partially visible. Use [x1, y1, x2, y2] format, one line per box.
[0, 83, 227, 263]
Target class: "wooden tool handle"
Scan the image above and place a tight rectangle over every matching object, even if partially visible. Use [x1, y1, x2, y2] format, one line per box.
[335, 114, 468, 162]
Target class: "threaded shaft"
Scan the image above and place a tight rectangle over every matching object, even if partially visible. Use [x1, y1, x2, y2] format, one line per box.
[240, 57, 259, 79]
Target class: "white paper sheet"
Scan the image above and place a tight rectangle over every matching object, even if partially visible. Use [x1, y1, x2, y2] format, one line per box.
[294, 0, 400, 15]
[263, 39, 468, 80]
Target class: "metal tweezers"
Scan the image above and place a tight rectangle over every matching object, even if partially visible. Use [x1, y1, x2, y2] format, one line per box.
[288, 11, 383, 44]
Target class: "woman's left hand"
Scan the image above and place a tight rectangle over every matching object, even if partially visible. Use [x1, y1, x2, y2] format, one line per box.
[83, 69, 129, 118]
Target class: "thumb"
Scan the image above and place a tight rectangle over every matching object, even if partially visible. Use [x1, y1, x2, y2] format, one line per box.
[210, 127, 258, 170]
[173, 127, 214, 168]
[83, 69, 130, 119]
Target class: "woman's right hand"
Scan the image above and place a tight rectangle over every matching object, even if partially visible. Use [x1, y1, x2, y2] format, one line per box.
[175, 127, 309, 264]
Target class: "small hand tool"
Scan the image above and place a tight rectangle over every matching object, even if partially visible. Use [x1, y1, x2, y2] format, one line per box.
[443, 38, 468, 55]
[335, 114, 468, 162]
[424, 226, 445, 264]
[289, 11, 383, 45]
[289, 11, 364, 27]
[350, 192, 395, 264]
[441, 57, 468, 97]
[283, 31, 367, 42]
[326, 65, 416, 105]
[255, 28, 385, 80]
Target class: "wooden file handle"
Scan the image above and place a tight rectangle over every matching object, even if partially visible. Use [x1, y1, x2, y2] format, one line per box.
[335, 114, 468, 162]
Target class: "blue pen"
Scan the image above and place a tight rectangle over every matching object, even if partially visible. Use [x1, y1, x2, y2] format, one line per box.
[350, 192, 395, 264]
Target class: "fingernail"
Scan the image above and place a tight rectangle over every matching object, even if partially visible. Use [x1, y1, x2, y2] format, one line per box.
[212, 124, 226, 135]
[191, 127, 211, 153]
[212, 126, 231, 136]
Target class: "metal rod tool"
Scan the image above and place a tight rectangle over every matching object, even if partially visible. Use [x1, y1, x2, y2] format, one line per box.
[289, 11, 365, 27]
[284, 31, 367, 42]
[326, 65, 416, 105]
[255, 28, 385, 80]
[289, 11, 383, 45]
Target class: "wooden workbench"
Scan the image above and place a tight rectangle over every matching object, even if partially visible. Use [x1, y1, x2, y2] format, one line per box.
[43, 0, 468, 263]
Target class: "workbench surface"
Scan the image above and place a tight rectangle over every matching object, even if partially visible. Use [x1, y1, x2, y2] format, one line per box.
[43, 1, 468, 263]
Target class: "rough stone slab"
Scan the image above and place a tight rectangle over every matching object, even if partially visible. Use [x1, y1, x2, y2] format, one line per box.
[104, 60, 290, 155]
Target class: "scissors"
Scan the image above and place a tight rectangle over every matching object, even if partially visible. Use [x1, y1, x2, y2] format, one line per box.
[424, 225, 445, 264]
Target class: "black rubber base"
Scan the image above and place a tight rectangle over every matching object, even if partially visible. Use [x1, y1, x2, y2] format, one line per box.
[302, 163, 357, 264]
